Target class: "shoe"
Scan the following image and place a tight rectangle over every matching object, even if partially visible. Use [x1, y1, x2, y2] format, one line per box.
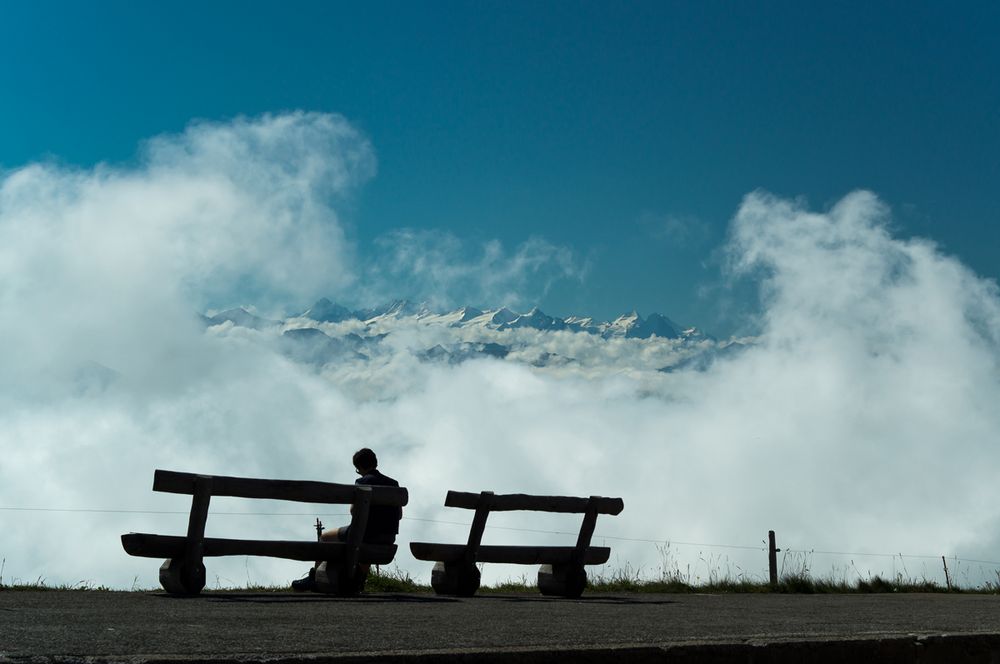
[291, 567, 316, 592]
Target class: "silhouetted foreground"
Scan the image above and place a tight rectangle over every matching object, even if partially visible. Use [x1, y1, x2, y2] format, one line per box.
[410, 490, 624, 597]
[121, 468, 624, 599]
[121, 469, 409, 596]
[4, 591, 1000, 663]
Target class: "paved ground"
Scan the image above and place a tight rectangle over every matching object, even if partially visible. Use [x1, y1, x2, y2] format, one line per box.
[3, 591, 1000, 662]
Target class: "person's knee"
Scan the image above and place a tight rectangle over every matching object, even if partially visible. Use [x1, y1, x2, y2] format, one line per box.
[319, 528, 342, 542]
[320, 525, 350, 542]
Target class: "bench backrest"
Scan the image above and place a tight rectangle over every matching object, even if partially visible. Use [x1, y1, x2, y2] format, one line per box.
[154, 469, 408, 507]
[154, 469, 407, 575]
[444, 491, 622, 515]
[442, 490, 623, 566]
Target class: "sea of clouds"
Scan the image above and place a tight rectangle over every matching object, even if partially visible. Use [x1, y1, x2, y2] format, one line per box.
[1, 112, 999, 589]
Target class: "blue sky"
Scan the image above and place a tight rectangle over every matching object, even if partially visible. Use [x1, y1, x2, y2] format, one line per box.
[2, 1, 997, 335]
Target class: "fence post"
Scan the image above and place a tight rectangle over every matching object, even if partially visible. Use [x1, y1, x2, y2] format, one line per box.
[942, 556, 952, 590]
[768, 530, 778, 587]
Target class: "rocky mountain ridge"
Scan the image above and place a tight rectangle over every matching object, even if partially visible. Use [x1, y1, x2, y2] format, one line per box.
[203, 298, 747, 373]
[289, 298, 708, 340]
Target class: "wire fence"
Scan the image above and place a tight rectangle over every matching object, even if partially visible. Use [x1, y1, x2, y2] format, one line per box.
[5, 504, 1000, 570]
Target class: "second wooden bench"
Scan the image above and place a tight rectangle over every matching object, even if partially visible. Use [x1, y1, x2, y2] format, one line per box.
[410, 490, 624, 598]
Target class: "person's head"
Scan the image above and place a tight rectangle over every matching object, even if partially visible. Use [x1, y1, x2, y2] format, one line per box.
[352, 447, 378, 474]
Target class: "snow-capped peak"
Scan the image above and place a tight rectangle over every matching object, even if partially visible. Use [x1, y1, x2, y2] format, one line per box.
[488, 307, 519, 326]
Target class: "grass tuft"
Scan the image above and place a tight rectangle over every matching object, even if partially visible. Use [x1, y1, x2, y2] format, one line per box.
[364, 565, 428, 593]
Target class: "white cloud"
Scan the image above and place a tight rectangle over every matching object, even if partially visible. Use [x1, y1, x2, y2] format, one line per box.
[365, 230, 586, 310]
[0, 112, 372, 399]
[2, 115, 1000, 591]
[714, 190, 1000, 564]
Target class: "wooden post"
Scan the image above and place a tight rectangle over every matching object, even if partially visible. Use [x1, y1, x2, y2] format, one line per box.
[186, 476, 212, 551]
[316, 486, 371, 596]
[431, 491, 492, 596]
[942, 556, 952, 590]
[768, 530, 778, 587]
[454, 491, 493, 595]
[540, 496, 598, 598]
[572, 498, 600, 566]
[464, 491, 494, 563]
[160, 474, 211, 594]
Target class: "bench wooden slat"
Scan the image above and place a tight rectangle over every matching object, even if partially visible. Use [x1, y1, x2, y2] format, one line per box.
[122, 533, 397, 564]
[153, 470, 408, 507]
[409, 542, 611, 566]
[444, 491, 623, 515]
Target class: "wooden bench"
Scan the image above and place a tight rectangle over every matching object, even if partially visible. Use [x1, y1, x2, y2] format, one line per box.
[121, 469, 408, 596]
[410, 491, 624, 598]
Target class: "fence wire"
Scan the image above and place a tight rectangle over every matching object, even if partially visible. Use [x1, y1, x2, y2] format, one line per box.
[4, 504, 1000, 568]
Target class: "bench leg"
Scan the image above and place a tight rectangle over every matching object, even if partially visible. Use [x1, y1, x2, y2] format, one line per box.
[538, 564, 587, 598]
[159, 558, 206, 595]
[431, 561, 481, 597]
[314, 561, 369, 596]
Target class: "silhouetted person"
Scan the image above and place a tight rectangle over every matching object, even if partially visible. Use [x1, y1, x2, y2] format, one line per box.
[292, 448, 401, 591]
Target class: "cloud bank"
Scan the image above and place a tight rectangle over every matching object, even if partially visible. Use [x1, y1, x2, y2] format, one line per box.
[1, 114, 999, 590]
[0, 112, 371, 399]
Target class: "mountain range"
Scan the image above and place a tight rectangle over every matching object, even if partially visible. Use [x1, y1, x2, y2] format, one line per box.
[203, 298, 748, 373]
[293, 298, 704, 340]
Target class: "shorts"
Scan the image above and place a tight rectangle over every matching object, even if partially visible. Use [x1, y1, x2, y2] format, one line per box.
[338, 525, 396, 546]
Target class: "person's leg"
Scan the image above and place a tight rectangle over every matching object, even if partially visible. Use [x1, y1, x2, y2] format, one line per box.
[292, 525, 350, 591]
[315, 525, 350, 568]
[319, 526, 350, 542]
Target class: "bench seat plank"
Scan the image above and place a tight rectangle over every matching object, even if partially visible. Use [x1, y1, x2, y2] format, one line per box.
[409, 542, 611, 565]
[444, 491, 623, 515]
[153, 470, 408, 507]
[122, 533, 397, 564]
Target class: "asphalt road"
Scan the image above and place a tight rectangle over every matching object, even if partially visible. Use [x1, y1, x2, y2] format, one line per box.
[3, 591, 1000, 662]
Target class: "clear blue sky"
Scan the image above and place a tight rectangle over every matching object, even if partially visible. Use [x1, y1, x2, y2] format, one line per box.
[2, 1, 997, 335]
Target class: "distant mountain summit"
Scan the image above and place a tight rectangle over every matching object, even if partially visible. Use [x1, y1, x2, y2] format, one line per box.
[602, 311, 683, 339]
[499, 307, 567, 332]
[487, 307, 518, 326]
[300, 298, 353, 323]
[455, 306, 484, 323]
[356, 299, 424, 320]
[204, 307, 279, 330]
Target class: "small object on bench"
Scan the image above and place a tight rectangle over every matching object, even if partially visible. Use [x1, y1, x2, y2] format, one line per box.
[410, 491, 624, 598]
[121, 469, 408, 596]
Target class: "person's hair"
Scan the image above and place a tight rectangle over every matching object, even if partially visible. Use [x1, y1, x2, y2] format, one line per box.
[353, 447, 378, 471]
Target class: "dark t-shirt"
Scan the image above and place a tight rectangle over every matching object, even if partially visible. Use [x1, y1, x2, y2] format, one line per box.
[355, 470, 402, 544]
